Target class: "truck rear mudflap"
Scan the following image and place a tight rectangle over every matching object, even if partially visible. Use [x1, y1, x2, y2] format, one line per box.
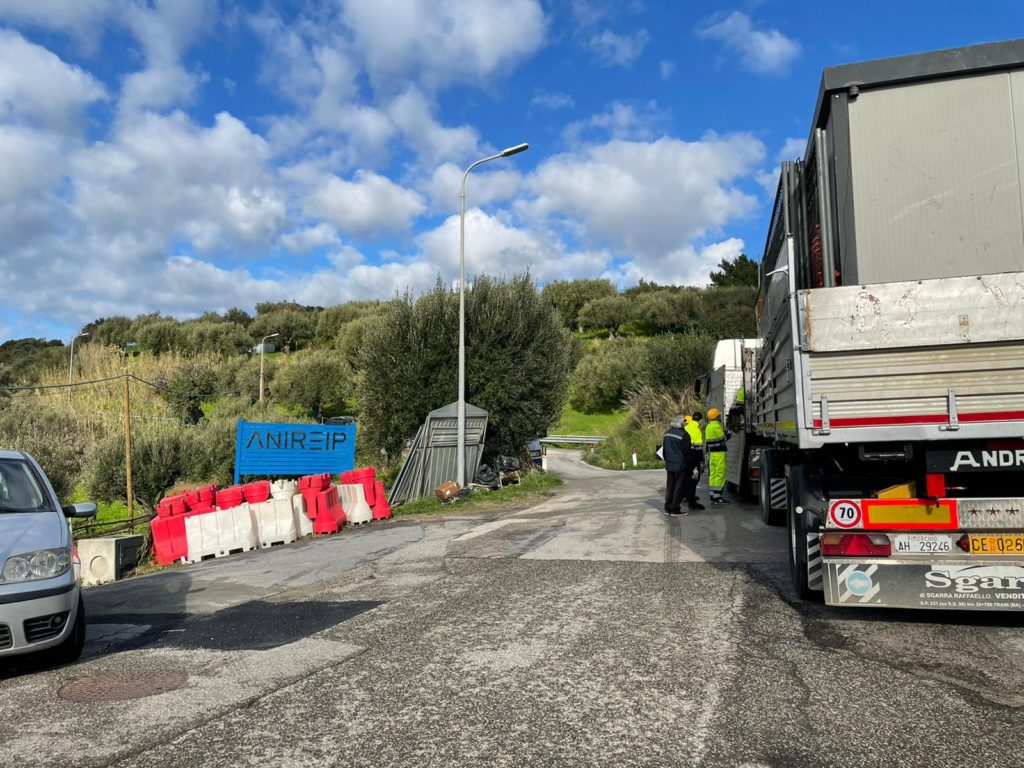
[819, 495, 1024, 609]
[824, 558, 1024, 610]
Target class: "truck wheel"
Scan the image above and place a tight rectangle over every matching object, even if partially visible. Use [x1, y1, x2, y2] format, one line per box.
[759, 449, 785, 526]
[787, 467, 820, 601]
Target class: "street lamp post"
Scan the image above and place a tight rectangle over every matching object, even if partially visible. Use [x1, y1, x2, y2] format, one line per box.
[259, 333, 280, 403]
[67, 332, 90, 402]
[457, 142, 529, 487]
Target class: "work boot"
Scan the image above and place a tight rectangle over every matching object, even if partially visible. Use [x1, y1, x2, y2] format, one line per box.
[688, 501, 706, 511]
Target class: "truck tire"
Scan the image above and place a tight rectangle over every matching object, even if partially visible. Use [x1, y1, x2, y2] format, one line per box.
[759, 449, 785, 526]
[787, 469, 813, 599]
[787, 465, 825, 601]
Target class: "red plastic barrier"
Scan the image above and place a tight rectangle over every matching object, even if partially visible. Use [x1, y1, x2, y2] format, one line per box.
[215, 485, 245, 510]
[299, 474, 332, 519]
[312, 485, 347, 535]
[243, 480, 271, 504]
[156, 494, 188, 518]
[340, 467, 376, 508]
[371, 480, 392, 520]
[151, 514, 190, 565]
[185, 484, 217, 512]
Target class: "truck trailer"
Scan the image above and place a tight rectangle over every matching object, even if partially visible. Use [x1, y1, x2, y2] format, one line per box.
[720, 39, 1024, 610]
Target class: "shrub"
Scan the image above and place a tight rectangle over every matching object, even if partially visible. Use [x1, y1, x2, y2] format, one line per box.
[87, 428, 190, 511]
[271, 350, 352, 419]
[0, 403, 86, 502]
[640, 333, 714, 392]
[568, 339, 645, 413]
[155, 358, 220, 425]
[358, 274, 574, 459]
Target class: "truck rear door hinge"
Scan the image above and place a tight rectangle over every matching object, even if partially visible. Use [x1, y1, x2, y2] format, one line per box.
[939, 388, 960, 432]
[814, 396, 831, 436]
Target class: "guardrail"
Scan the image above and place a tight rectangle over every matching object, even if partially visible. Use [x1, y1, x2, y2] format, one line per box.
[540, 435, 608, 444]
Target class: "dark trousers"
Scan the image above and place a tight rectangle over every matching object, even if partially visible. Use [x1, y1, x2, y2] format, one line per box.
[665, 470, 688, 513]
[682, 470, 698, 505]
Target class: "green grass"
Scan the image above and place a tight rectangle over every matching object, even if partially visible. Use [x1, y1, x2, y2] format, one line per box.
[584, 421, 666, 471]
[393, 471, 562, 517]
[68, 484, 147, 537]
[553, 403, 629, 436]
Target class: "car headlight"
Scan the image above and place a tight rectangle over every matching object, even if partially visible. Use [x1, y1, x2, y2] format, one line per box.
[1, 548, 71, 583]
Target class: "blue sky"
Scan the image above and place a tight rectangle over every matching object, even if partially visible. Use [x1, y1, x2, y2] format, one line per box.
[1, 0, 1021, 342]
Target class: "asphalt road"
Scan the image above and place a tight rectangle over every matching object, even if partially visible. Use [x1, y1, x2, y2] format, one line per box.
[3, 448, 1024, 767]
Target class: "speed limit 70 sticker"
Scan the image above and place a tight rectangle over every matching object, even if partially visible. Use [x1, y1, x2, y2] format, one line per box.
[829, 499, 863, 529]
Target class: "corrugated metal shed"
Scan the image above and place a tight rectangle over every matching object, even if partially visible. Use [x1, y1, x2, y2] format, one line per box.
[388, 402, 488, 506]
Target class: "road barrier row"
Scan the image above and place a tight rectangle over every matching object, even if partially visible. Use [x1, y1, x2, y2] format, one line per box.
[149, 467, 391, 564]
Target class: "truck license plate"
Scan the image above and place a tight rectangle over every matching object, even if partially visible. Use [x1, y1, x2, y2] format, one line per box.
[893, 534, 952, 554]
[968, 535, 1024, 555]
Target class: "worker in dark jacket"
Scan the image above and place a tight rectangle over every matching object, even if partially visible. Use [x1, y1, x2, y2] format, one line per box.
[663, 415, 703, 515]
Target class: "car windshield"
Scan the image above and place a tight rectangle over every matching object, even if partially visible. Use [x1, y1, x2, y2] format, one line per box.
[0, 458, 49, 513]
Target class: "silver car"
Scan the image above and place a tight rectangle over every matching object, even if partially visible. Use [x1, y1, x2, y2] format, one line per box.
[0, 450, 95, 665]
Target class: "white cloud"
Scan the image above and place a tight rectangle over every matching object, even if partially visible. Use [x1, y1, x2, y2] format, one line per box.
[696, 11, 801, 75]
[386, 87, 481, 166]
[660, 60, 676, 80]
[586, 28, 649, 67]
[303, 170, 426, 235]
[525, 134, 765, 257]
[531, 91, 575, 111]
[72, 110, 286, 249]
[0, 126, 63, 204]
[607, 238, 746, 287]
[563, 100, 667, 145]
[0, 0, 116, 49]
[776, 136, 805, 162]
[0, 30, 107, 132]
[340, 0, 547, 92]
[420, 162, 523, 215]
[118, 0, 218, 117]
[280, 223, 342, 253]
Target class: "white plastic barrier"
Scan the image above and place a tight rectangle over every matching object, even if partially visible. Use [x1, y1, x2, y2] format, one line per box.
[340, 483, 373, 525]
[271, 478, 298, 501]
[291, 494, 313, 537]
[184, 504, 258, 563]
[250, 499, 298, 548]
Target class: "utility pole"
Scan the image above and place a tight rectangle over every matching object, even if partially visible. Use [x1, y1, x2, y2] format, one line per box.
[259, 332, 279, 403]
[123, 374, 134, 517]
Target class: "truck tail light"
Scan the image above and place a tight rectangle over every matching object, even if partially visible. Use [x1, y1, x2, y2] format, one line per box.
[821, 533, 891, 557]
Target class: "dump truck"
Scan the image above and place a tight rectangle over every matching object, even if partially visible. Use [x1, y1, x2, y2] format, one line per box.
[720, 39, 1024, 610]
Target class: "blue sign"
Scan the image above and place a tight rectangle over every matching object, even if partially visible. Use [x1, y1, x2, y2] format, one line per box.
[234, 421, 356, 484]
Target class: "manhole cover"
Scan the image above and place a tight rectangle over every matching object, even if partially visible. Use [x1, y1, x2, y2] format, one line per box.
[58, 670, 189, 703]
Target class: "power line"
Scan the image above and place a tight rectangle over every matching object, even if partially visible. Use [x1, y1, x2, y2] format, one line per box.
[0, 374, 125, 391]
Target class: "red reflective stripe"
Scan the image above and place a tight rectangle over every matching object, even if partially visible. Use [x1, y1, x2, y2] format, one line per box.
[812, 410, 1024, 428]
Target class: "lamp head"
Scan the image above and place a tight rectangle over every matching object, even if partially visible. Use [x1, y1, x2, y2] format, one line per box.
[500, 143, 529, 157]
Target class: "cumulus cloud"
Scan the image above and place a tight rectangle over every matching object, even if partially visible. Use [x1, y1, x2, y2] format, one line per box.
[0, 30, 107, 132]
[563, 100, 668, 145]
[386, 87, 481, 166]
[302, 170, 426, 235]
[526, 133, 765, 256]
[280, 223, 342, 253]
[420, 163, 523, 215]
[72, 110, 286, 249]
[340, 0, 547, 92]
[586, 28, 649, 67]
[776, 136, 805, 162]
[607, 238, 746, 287]
[0, 0, 117, 50]
[696, 11, 801, 75]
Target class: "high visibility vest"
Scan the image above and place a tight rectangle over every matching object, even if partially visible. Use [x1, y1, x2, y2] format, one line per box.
[705, 420, 726, 452]
[736, 387, 745, 404]
[684, 420, 703, 446]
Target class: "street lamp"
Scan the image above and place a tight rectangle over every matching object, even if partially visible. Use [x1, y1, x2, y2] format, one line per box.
[457, 142, 529, 486]
[67, 332, 89, 402]
[259, 333, 279, 403]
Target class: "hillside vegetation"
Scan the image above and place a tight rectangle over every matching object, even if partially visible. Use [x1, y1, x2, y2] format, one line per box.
[0, 254, 757, 515]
